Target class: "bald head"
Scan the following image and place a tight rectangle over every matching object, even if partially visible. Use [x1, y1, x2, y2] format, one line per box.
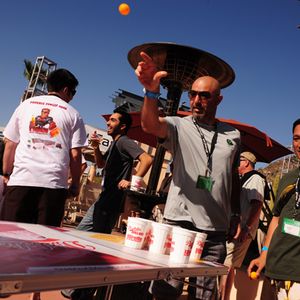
[192, 76, 221, 96]
[189, 76, 223, 125]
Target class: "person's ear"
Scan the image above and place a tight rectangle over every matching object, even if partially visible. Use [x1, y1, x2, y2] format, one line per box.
[120, 123, 126, 131]
[62, 87, 69, 94]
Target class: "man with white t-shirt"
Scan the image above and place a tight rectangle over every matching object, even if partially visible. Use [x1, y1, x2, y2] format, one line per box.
[1, 68, 87, 227]
[219, 151, 265, 300]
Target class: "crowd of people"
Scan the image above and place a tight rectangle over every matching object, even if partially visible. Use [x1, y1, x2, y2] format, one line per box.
[0, 57, 299, 300]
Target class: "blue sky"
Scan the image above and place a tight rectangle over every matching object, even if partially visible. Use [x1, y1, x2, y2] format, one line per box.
[0, 0, 299, 149]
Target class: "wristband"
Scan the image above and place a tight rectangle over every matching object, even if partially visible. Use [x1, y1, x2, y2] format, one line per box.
[143, 88, 161, 100]
[262, 246, 268, 251]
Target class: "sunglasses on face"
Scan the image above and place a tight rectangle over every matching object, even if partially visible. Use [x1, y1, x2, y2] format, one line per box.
[71, 89, 77, 96]
[188, 90, 212, 100]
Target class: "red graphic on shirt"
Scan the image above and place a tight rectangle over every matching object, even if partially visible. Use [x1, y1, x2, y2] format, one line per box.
[29, 108, 60, 137]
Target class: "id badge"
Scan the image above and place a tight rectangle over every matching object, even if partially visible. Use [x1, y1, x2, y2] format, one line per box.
[196, 175, 213, 192]
[282, 218, 300, 237]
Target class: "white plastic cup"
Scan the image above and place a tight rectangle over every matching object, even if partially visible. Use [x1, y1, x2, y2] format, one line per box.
[189, 232, 207, 262]
[169, 227, 196, 264]
[130, 175, 143, 192]
[124, 217, 148, 249]
[142, 219, 154, 250]
[164, 229, 173, 255]
[148, 222, 173, 255]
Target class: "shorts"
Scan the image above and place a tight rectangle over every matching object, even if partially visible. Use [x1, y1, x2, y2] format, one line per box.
[1, 186, 67, 226]
[224, 237, 252, 268]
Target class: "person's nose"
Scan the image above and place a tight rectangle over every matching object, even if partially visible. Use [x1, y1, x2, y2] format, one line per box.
[193, 95, 204, 105]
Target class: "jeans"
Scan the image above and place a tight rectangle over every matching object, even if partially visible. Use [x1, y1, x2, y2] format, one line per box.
[77, 201, 120, 234]
[77, 203, 95, 231]
[93, 200, 120, 234]
[62, 200, 120, 299]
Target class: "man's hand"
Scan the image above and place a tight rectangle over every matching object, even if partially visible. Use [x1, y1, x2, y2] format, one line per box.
[247, 252, 267, 279]
[2, 175, 9, 196]
[227, 215, 241, 242]
[135, 52, 168, 92]
[89, 131, 102, 149]
[118, 179, 130, 190]
[2, 175, 9, 186]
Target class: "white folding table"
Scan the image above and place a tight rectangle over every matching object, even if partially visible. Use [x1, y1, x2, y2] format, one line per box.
[0, 221, 227, 297]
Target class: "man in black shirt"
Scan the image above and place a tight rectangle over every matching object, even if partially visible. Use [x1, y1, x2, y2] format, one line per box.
[78, 108, 152, 233]
[62, 109, 152, 300]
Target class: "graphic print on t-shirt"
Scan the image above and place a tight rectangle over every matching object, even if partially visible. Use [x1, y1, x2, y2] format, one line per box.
[27, 106, 63, 150]
[29, 107, 60, 137]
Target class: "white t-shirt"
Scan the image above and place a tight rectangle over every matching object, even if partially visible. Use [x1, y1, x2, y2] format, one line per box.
[4, 95, 87, 189]
[240, 173, 265, 239]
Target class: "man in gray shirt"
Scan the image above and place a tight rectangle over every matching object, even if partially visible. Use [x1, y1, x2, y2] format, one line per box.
[135, 51, 241, 300]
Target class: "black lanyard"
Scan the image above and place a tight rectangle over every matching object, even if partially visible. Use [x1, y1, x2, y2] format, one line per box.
[193, 118, 218, 176]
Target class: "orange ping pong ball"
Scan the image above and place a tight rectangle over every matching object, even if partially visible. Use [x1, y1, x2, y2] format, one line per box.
[119, 3, 130, 15]
[250, 271, 258, 280]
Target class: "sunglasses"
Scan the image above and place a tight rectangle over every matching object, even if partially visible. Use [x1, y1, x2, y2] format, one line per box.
[188, 90, 212, 100]
[71, 89, 77, 96]
[239, 159, 247, 163]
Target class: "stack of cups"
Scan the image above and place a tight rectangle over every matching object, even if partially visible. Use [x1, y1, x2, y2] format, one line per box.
[169, 227, 196, 264]
[124, 217, 149, 249]
[189, 232, 207, 262]
[148, 222, 173, 255]
[124, 218, 207, 265]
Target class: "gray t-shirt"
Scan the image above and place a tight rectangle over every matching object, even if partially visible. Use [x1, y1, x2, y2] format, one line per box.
[162, 115, 240, 232]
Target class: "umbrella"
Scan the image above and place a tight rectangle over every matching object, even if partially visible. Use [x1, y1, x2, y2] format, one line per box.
[102, 111, 292, 163]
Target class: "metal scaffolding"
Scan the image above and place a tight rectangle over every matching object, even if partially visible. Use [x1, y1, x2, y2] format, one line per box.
[22, 56, 57, 101]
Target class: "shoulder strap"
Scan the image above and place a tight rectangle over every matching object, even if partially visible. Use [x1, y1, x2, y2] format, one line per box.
[241, 170, 271, 200]
[241, 170, 265, 186]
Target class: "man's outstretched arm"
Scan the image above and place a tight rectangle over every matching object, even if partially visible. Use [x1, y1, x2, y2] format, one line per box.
[135, 51, 168, 139]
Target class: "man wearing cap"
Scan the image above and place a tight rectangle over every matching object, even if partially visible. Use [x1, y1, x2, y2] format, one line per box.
[219, 151, 265, 300]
